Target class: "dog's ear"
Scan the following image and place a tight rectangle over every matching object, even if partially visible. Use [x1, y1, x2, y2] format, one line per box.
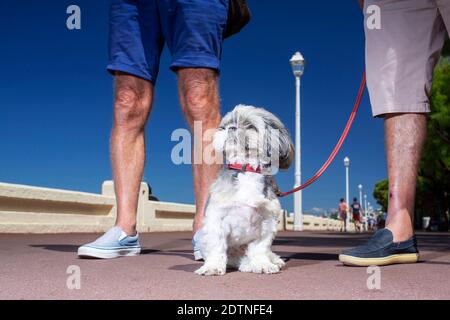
[277, 124, 294, 170]
[260, 109, 293, 171]
[279, 141, 294, 170]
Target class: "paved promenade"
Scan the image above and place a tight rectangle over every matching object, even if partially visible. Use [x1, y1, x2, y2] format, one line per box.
[0, 231, 449, 300]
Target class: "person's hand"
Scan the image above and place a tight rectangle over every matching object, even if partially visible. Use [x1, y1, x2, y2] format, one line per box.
[358, 0, 364, 9]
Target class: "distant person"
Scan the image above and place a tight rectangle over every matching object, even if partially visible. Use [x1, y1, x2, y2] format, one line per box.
[339, 0, 448, 266]
[368, 214, 375, 231]
[338, 198, 348, 232]
[350, 197, 362, 232]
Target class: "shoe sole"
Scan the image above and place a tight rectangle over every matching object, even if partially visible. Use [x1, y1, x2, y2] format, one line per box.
[339, 253, 419, 267]
[78, 246, 141, 259]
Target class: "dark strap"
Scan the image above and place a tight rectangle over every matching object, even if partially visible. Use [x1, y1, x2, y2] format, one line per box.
[223, 0, 251, 39]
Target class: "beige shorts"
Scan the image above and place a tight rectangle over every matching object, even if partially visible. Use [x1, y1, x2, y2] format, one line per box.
[364, 0, 450, 117]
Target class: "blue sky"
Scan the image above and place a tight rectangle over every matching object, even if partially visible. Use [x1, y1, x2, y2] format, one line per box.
[0, 1, 386, 213]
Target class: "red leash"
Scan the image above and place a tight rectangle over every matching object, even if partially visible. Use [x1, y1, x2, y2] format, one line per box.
[277, 71, 367, 198]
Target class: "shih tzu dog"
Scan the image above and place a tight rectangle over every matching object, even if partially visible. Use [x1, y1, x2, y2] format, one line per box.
[195, 105, 294, 276]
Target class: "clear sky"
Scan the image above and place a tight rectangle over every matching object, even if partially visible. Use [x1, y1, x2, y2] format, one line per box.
[0, 1, 386, 214]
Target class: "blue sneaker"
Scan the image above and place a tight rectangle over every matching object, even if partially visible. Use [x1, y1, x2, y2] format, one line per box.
[339, 228, 419, 266]
[192, 231, 203, 261]
[78, 226, 141, 259]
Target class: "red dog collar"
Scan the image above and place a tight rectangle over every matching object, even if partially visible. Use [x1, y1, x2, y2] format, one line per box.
[227, 163, 262, 174]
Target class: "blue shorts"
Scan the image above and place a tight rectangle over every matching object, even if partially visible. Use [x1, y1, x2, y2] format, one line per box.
[107, 0, 229, 84]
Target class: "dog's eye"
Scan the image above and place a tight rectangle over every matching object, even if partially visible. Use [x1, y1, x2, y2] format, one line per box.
[218, 126, 225, 130]
[245, 124, 256, 131]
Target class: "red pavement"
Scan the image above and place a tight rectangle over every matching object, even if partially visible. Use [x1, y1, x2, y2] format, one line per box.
[0, 231, 449, 300]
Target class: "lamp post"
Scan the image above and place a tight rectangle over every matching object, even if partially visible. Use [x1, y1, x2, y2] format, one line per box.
[290, 51, 305, 231]
[344, 157, 350, 231]
[358, 184, 363, 209]
[364, 194, 368, 214]
[358, 184, 366, 231]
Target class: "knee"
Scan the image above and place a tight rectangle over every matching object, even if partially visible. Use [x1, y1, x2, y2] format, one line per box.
[179, 71, 219, 123]
[113, 84, 151, 132]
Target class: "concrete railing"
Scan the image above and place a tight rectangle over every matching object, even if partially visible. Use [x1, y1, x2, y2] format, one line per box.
[0, 182, 116, 233]
[283, 214, 356, 232]
[0, 181, 350, 233]
[0, 181, 198, 233]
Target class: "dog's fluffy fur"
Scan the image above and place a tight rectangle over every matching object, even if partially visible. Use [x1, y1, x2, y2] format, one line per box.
[195, 105, 294, 276]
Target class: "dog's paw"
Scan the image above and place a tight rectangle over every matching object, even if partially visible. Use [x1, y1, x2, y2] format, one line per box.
[270, 254, 286, 269]
[239, 261, 280, 274]
[195, 264, 226, 276]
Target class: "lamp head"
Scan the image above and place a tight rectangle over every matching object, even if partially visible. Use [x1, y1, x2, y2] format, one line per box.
[290, 51, 305, 77]
[343, 157, 350, 167]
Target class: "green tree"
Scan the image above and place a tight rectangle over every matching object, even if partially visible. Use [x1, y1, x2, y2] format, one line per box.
[373, 179, 388, 213]
[416, 55, 450, 229]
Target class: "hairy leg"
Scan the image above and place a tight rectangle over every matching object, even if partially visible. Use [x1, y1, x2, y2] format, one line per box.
[384, 113, 427, 242]
[177, 68, 221, 233]
[111, 72, 153, 235]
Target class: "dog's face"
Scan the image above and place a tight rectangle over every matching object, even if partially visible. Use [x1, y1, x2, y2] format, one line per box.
[214, 105, 294, 171]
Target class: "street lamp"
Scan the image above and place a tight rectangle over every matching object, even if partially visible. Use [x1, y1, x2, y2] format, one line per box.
[290, 51, 305, 231]
[358, 184, 366, 231]
[358, 184, 363, 207]
[343, 157, 350, 231]
[364, 194, 368, 214]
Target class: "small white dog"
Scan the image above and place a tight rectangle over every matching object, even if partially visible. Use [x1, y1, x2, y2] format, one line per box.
[195, 105, 294, 276]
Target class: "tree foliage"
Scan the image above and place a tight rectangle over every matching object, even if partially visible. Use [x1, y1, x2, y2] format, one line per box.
[373, 179, 388, 213]
[420, 58, 450, 188]
[416, 55, 450, 229]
